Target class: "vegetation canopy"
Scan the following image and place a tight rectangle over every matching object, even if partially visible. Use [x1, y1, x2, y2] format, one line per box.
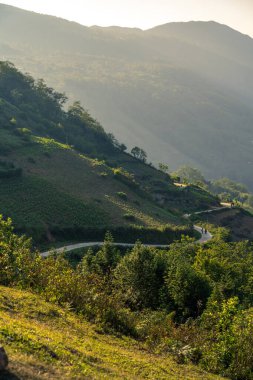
[0, 216, 252, 379]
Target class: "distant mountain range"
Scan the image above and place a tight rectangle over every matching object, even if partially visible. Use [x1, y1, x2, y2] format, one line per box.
[1, 4, 253, 189]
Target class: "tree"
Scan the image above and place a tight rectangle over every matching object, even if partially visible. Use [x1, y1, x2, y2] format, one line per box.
[36, 78, 67, 106]
[165, 238, 211, 318]
[0, 215, 40, 287]
[158, 163, 169, 173]
[172, 165, 206, 186]
[67, 101, 85, 119]
[81, 232, 120, 276]
[131, 146, 147, 162]
[107, 133, 127, 151]
[114, 243, 167, 309]
[119, 143, 127, 152]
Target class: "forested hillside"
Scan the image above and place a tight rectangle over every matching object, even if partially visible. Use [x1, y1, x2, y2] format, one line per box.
[1, 5, 253, 380]
[1, 4, 253, 188]
[0, 61, 218, 245]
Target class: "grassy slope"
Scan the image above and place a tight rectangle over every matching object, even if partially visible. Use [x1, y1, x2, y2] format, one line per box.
[0, 132, 190, 245]
[1, 5, 253, 189]
[0, 286, 224, 380]
[0, 125, 218, 246]
[11, 136, 180, 228]
[193, 207, 253, 241]
[0, 61, 219, 245]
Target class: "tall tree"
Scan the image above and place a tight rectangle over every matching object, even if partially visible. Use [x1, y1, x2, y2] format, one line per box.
[131, 146, 147, 162]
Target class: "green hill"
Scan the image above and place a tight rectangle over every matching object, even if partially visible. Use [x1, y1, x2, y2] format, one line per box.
[0, 286, 223, 380]
[0, 61, 218, 245]
[1, 4, 253, 189]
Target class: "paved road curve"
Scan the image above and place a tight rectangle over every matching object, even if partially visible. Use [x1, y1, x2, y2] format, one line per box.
[42, 203, 231, 257]
[41, 225, 213, 257]
[194, 225, 213, 243]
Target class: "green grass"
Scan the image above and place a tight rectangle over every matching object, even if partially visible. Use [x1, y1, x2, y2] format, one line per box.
[0, 175, 109, 237]
[0, 146, 191, 245]
[0, 62, 218, 245]
[10, 139, 185, 228]
[0, 286, 224, 380]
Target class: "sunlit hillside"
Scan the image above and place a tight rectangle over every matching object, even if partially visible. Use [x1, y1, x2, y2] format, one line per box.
[1, 4, 253, 188]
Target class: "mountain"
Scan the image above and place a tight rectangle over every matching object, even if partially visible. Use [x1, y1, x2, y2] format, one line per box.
[0, 61, 219, 245]
[1, 5, 253, 189]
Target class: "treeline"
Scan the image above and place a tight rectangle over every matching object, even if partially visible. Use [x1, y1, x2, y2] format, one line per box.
[0, 61, 117, 158]
[0, 216, 252, 379]
[172, 165, 253, 211]
[15, 223, 193, 246]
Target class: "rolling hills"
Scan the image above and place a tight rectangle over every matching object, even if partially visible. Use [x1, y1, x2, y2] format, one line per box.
[0, 61, 218, 246]
[1, 4, 253, 189]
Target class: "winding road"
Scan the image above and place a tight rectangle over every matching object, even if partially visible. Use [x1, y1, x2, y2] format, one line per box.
[41, 208, 222, 257]
[41, 202, 233, 257]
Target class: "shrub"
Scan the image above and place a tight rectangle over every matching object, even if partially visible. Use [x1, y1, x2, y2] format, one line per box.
[123, 214, 136, 221]
[99, 172, 108, 178]
[116, 191, 127, 200]
[200, 298, 253, 379]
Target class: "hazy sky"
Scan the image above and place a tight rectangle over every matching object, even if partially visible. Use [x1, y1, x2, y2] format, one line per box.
[1, 0, 253, 37]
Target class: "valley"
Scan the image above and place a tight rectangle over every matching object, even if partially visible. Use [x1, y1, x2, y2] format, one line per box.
[1, 4, 253, 188]
[0, 4, 253, 379]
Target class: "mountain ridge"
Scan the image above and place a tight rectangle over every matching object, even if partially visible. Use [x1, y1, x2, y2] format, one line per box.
[0, 61, 219, 245]
[1, 4, 253, 189]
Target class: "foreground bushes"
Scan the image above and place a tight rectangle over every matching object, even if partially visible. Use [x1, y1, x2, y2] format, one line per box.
[0, 216, 253, 379]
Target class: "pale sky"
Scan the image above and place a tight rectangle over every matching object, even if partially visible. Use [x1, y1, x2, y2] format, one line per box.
[1, 0, 253, 37]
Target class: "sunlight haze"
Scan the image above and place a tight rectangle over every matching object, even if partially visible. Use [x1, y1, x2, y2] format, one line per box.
[1, 0, 253, 37]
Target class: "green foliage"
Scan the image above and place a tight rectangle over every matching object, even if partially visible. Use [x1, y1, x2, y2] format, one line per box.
[0, 176, 109, 242]
[0, 287, 221, 380]
[0, 61, 115, 160]
[131, 146, 147, 163]
[0, 61, 220, 245]
[0, 160, 22, 178]
[123, 213, 136, 221]
[116, 191, 128, 200]
[0, 216, 252, 379]
[114, 243, 167, 310]
[163, 238, 210, 318]
[81, 232, 120, 276]
[194, 240, 253, 305]
[158, 162, 169, 173]
[172, 165, 206, 187]
[0, 215, 39, 287]
[200, 298, 253, 379]
[210, 177, 253, 210]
